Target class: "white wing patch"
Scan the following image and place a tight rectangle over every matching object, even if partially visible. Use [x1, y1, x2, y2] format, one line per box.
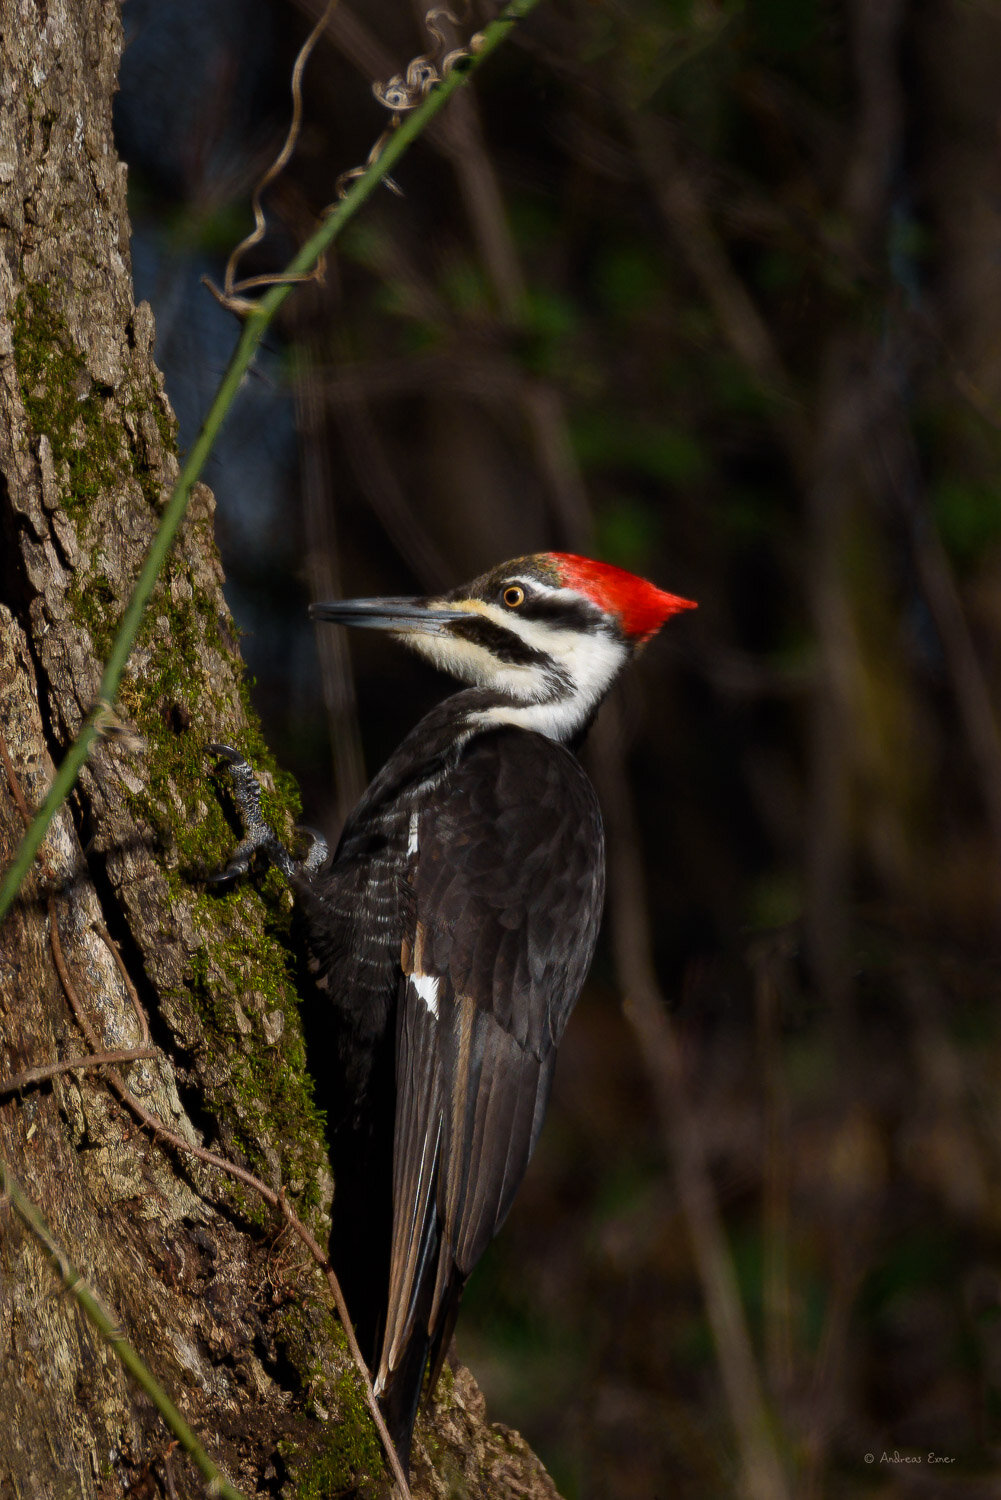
[410, 971, 440, 1018]
[407, 810, 419, 856]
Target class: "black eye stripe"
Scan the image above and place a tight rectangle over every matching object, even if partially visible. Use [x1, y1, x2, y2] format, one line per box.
[511, 596, 606, 633]
[448, 616, 549, 666]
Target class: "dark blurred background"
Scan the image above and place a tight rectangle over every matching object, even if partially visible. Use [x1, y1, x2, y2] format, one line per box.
[116, 1, 1001, 1494]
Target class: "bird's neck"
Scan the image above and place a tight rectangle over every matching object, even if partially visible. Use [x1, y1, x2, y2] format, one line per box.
[467, 689, 601, 745]
[345, 684, 598, 840]
[402, 616, 628, 746]
[460, 627, 626, 743]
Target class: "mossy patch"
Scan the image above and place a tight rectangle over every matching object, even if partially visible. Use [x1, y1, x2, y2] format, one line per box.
[12, 280, 178, 525]
[277, 1316, 385, 1498]
[110, 552, 328, 1219]
[12, 283, 126, 522]
[13, 280, 327, 1222]
[280, 1431, 382, 1500]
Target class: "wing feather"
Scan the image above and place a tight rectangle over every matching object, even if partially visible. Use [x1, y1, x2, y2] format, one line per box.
[452, 1021, 544, 1272]
[377, 970, 443, 1387]
[377, 727, 605, 1399]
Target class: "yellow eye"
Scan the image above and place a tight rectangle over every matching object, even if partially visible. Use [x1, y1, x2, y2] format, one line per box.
[502, 585, 525, 609]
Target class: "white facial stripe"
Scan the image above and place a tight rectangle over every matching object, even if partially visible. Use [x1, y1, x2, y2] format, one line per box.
[400, 630, 532, 694]
[410, 971, 440, 1018]
[396, 590, 628, 742]
[397, 600, 544, 700]
[477, 612, 627, 739]
[476, 691, 607, 741]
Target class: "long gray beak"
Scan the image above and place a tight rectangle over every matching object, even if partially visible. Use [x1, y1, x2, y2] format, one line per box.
[309, 597, 458, 632]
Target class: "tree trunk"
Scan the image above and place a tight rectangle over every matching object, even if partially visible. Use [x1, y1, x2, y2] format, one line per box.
[0, 4, 558, 1497]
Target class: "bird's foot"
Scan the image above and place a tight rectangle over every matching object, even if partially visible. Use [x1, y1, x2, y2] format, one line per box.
[209, 743, 327, 882]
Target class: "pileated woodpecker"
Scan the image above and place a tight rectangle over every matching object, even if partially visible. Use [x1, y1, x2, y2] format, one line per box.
[214, 551, 694, 1473]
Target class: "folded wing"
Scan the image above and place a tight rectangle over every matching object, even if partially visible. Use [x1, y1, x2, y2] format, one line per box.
[375, 727, 604, 1429]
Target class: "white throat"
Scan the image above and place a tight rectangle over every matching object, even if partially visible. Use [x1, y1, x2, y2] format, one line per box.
[400, 599, 628, 744]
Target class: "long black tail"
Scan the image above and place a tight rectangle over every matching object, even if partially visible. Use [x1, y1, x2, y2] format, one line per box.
[375, 1263, 465, 1474]
[376, 1328, 431, 1475]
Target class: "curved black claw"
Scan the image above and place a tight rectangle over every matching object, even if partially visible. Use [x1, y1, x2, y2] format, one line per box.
[209, 742, 298, 881]
[295, 824, 329, 874]
[206, 857, 251, 885]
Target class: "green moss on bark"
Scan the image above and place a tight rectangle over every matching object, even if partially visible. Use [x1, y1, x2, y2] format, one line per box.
[12, 284, 127, 520]
[276, 1312, 385, 1498]
[12, 281, 179, 526]
[12, 269, 361, 1468]
[14, 280, 327, 1225]
[119, 581, 328, 1218]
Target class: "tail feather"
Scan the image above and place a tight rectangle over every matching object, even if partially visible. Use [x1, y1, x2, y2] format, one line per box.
[375, 1263, 464, 1476]
[425, 1278, 464, 1397]
[376, 1325, 430, 1475]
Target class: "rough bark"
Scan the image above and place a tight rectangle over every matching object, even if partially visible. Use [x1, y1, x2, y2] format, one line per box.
[0, 4, 560, 1497]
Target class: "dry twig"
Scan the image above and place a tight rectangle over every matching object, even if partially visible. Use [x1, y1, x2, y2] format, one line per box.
[0, 1049, 157, 1096]
[208, 0, 340, 313]
[210, 2, 485, 316]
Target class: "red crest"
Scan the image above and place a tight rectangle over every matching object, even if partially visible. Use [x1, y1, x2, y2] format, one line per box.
[550, 553, 697, 640]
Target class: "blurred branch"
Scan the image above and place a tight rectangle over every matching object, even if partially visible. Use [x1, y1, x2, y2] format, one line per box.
[628, 115, 809, 468]
[429, 66, 593, 546]
[328, 379, 454, 591]
[803, 0, 905, 1017]
[802, 1228, 865, 1500]
[908, 521, 1001, 877]
[294, 341, 370, 828]
[752, 938, 866, 1497]
[842, 0, 907, 244]
[754, 950, 794, 1403]
[802, 342, 866, 1019]
[319, 347, 522, 401]
[870, 372, 1001, 895]
[424, 58, 527, 315]
[591, 715, 791, 1500]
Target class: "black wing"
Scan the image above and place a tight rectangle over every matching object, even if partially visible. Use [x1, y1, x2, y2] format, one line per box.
[375, 726, 604, 1413]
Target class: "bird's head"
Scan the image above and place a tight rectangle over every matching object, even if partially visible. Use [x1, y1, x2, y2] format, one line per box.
[310, 552, 696, 743]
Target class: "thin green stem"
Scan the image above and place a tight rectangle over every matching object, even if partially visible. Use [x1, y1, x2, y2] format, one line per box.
[0, 0, 541, 924]
[0, 1156, 248, 1500]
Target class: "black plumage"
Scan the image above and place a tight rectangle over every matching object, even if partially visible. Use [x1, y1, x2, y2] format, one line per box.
[217, 551, 694, 1476]
[297, 698, 603, 1468]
